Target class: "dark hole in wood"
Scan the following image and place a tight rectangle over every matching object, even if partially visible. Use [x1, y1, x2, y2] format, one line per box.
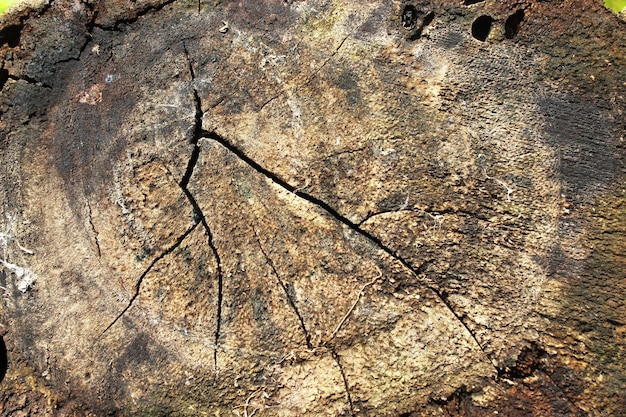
[0, 24, 23, 48]
[402, 5, 418, 30]
[471, 15, 493, 41]
[0, 68, 8, 92]
[505, 9, 525, 39]
[463, 0, 485, 5]
[0, 335, 7, 383]
[407, 11, 434, 40]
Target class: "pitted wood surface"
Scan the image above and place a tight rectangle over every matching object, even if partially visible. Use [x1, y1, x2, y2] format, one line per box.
[0, 1, 624, 415]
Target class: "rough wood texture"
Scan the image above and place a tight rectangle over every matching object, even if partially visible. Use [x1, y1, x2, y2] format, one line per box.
[0, 0, 625, 415]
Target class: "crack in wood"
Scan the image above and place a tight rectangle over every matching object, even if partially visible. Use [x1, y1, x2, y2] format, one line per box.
[330, 348, 356, 417]
[358, 207, 491, 227]
[4, 72, 52, 89]
[100, 221, 199, 336]
[200, 129, 498, 373]
[86, 201, 101, 258]
[95, 0, 181, 31]
[253, 229, 313, 349]
[248, 34, 351, 114]
[181, 43, 224, 373]
[323, 270, 381, 346]
[302, 34, 350, 86]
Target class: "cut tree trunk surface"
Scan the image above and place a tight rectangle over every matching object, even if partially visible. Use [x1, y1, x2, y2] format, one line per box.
[0, 0, 625, 415]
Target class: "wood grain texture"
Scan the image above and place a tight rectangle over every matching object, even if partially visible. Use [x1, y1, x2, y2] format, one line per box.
[0, 0, 624, 415]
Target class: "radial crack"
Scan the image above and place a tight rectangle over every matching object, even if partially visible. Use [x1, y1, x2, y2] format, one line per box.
[100, 222, 199, 336]
[201, 130, 497, 372]
[330, 348, 355, 416]
[301, 34, 350, 86]
[177, 175, 223, 372]
[179, 43, 224, 372]
[253, 229, 312, 349]
[436, 289, 496, 367]
[86, 201, 101, 258]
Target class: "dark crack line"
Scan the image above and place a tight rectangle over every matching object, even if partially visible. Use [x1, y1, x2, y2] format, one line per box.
[257, 94, 280, 113]
[77, 2, 98, 59]
[180, 41, 202, 189]
[86, 201, 101, 258]
[52, 2, 98, 64]
[541, 370, 588, 414]
[182, 184, 223, 374]
[180, 43, 224, 373]
[5, 73, 51, 89]
[436, 289, 496, 367]
[253, 229, 313, 349]
[201, 130, 498, 372]
[253, 35, 350, 114]
[330, 348, 355, 416]
[301, 34, 350, 86]
[95, 0, 180, 31]
[100, 222, 199, 336]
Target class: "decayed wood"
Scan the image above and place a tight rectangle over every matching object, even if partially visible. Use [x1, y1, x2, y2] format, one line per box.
[0, 0, 624, 415]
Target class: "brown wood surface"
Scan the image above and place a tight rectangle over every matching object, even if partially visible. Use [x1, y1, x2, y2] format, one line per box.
[0, 0, 625, 415]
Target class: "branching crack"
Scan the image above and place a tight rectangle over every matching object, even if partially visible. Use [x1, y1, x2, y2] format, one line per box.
[330, 348, 355, 416]
[180, 42, 224, 373]
[100, 222, 199, 336]
[253, 229, 312, 349]
[200, 130, 497, 372]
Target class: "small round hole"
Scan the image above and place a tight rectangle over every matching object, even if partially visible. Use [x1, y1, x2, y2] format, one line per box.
[471, 15, 493, 41]
[505, 9, 525, 39]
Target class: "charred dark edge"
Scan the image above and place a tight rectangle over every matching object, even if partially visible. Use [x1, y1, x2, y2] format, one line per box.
[93, 0, 180, 31]
[4, 73, 52, 89]
[254, 232, 313, 349]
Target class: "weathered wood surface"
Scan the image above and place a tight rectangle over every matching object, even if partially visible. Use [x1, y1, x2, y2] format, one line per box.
[0, 0, 625, 415]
